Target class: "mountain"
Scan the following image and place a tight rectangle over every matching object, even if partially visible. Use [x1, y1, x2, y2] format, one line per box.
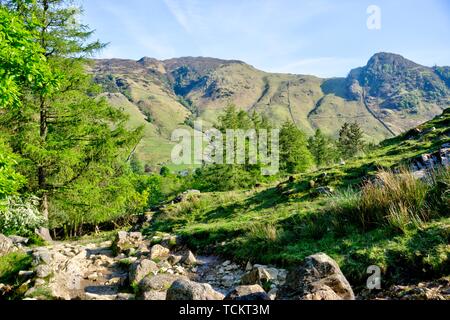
[89, 53, 450, 168]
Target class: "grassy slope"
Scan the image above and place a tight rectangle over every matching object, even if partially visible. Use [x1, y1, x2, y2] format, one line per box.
[146, 110, 450, 288]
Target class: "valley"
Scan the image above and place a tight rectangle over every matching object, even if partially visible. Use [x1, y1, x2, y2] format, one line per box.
[91, 53, 450, 169]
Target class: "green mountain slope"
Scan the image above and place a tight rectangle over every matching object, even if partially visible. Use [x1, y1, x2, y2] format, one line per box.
[145, 108, 450, 288]
[90, 53, 450, 168]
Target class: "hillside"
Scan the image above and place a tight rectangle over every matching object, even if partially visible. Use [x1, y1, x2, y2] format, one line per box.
[90, 53, 450, 168]
[144, 108, 450, 291]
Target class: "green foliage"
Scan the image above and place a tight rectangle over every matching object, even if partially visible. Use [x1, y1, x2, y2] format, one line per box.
[0, 0, 150, 237]
[338, 122, 365, 159]
[0, 139, 26, 201]
[189, 105, 276, 192]
[160, 166, 170, 177]
[328, 168, 449, 233]
[130, 154, 144, 174]
[279, 121, 313, 174]
[0, 251, 32, 284]
[308, 129, 338, 166]
[0, 5, 57, 109]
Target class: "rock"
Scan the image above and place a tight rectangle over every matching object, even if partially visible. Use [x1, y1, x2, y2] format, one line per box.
[174, 265, 186, 275]
[315, 186, 334, 195]
[139, 274, 187, 293]
[158, 260, 172, 271]
[168, 254, 183, 265]
[166, 279, 224, 300]
[268, 288, 278, 300]
[245, 261, 253, 271]
[8, 235, 29, 245]
[150, 244, 170, 260]
[129, 259, 159, 284]
[32, 249, 52, 265]
[112, 231, 144, 255]
[161, 235, 183, 249]
[142, 290, 167, 300]
[182, 250, 197, 265]
[175, 190, 201, 203]
[279, 253, 355, 300]
[116, 293, 135, 300]
[224, 285, 271, 301]
[221, 274, 236, 287]
[241, 266, 272, 286]
[87, 272, 99, 281]
[18, 270, 35, 282]
[0, 234, 15, 256]
[0, 283, 13, 296]
[35, 265, 52, 278]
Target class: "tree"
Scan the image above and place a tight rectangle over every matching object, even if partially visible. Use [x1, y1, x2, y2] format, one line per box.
[279, 121, 313, 174]
[308, 129, 337, 166]
[338, 122, 365, 159]
[0, 0, 145, 237]
[0, 5, 56, 109]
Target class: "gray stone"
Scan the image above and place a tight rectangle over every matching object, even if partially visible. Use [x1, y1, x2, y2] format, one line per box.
[224, 285, 271, 301]
[166, 279, 224, 300]
[8, 235, 29, 245]
[112, 231, 144, 255]
[279, 253, 355, 300]
[139, 274, 187, 293]
[150, 244, 170, 260]
[129, 259, 159, 284]
[241, 266, 272, 286]
[35, 265, 52, 278]
[168, 254, 183, 265]
[182, 250, 197, 265]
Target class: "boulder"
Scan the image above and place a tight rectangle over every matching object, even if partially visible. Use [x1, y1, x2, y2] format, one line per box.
[129, 259, 158, 284]
[166, 279, 224, 300]
[139, 274, 187, 293]
[0, 234, 15, 256]
[279, 253, 354, 300]
[241, 266, 272, 286]
[182, 250, 197, 265]
[112, 231, 144, 255]
[224, 285, 271, 301]
[8, 235, 29, 246]
[150, 244, 170, 260]
[168, 254, 183, 265]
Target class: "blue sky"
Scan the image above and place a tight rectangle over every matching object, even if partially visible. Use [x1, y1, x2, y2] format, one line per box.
[81, 0, 450, 78]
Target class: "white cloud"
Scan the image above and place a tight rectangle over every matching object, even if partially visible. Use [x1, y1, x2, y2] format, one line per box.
[163, 0, 205, 34]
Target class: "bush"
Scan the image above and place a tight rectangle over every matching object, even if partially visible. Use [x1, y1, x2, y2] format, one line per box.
[0, 196, 44, 236]
[329, 168, 449, 233]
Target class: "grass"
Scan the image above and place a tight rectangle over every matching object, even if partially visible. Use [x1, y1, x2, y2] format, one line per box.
[0, 252, 32, 285]
[329, 168, 449, 233]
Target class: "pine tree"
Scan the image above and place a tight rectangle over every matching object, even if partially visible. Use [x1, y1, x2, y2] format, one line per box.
[338, 122, 365, 159]
[0, 0, 144, 237]
[308, 129, 336, 166]
[279, 121, 313, 173]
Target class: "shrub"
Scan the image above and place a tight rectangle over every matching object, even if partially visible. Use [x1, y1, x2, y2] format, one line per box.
[0, 196, 45, 236]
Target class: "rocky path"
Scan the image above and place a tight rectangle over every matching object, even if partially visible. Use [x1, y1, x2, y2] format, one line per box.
[3, 231, 448, 301]
[13, 231, 290, 301]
